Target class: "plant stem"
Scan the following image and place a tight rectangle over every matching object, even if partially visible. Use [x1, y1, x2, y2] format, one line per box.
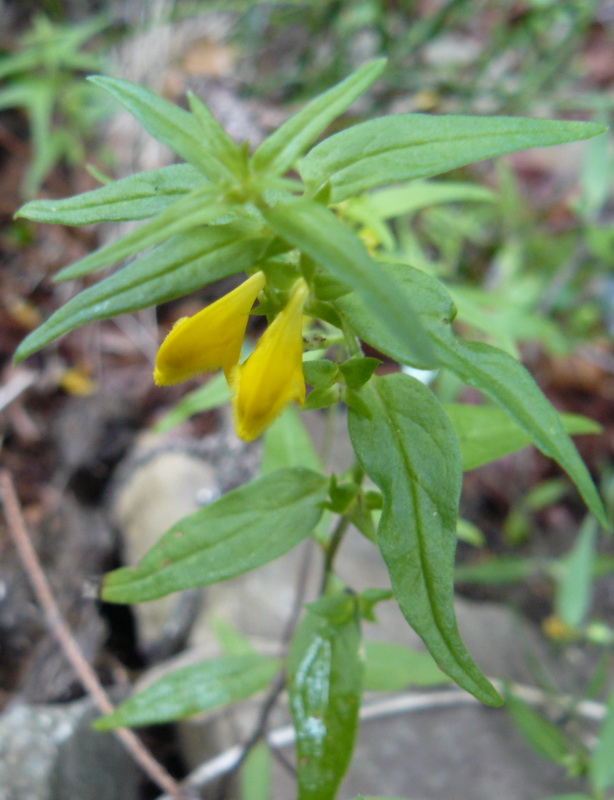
[320, 513, 352, 594]
[341, 318, 362, 358]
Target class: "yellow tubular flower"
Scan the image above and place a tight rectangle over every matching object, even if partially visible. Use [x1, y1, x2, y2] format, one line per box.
[231, 278, 309, 442]
[153, 271, 266, 386]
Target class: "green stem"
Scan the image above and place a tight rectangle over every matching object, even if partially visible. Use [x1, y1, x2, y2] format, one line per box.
[341, 318, 362, 358]
[320, 514, 352, 594]
[320, 400, 339, 472]
[320, 463, 365, 594]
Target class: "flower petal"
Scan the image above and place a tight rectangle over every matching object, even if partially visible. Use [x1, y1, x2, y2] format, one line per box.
[231, 279, 309, 441]
[153, 271, 265, 386]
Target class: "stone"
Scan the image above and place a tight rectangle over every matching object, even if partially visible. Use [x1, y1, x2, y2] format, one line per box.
[111, 446, 218, 654]
[0, 698, 139, 800]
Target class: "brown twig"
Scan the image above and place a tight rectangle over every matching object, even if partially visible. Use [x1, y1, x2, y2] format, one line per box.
[0, 469, 184, 799]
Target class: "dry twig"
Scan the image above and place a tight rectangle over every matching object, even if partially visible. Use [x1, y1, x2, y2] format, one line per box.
[0, 469, 184, 800]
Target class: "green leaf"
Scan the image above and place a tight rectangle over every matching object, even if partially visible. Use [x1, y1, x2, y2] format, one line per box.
[260, 407, 321, 475]
[16, 164, 204, 225]
[211, 617, 256, 656]
[94, 653, 279, 729]
[348, 374, 501, 706]
[187, 90, 242, 175]
[355, 180, 495, 220]
[88, 76, 233, 182]
[556, 518, 597, 629]
[53, 185, 228, 281]
[0, 49, 43, 80]
[300, 114, 606, 202]
[303, 359, 339, 389]
[303, 386, 339, 411]
[336, 263, 608, 528]
[358, 588, 392, 621]
[15, 224, 264, 362]
[444, 404, 601, 472]
[262, 197, 435, 367]
[288, 595, 363, 800]
[505, 691, 568, 764]
[102, 467, 327, 603]
[339, 357, 380, 390]
[442, 342, 607, 528]
[241, 741, 272, 800]
[252, 58, 386, 176]
[579, 129, 612, 220]
[364, 641, 452, 691]
[154, 373, 232, 433]
[589, 685, 614, 792]
[538, 796, 591, 800]
[456, 518, 485, 547]
[455, 556, 537, 585]
[326, 477, 358, 514]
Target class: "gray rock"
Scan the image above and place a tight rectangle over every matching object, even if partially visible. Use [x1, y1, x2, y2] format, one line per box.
[170, 515, 582, 799]
[279, 705, 583, 800]
[0, 698, 139, 800]
[112, 446, 218, 653]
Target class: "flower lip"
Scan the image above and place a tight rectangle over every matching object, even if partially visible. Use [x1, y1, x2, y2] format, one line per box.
[153, 271, 266, 386]
[231, 278, 309, 442]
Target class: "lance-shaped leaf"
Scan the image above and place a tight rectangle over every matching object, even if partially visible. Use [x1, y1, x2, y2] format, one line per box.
[555, 518, 597, 629]
[261, 406, 321, 475]
[300, 115, 605, 202]
[505, 691, 569, 764]
[102, 467, 327, 604]
[95, 653, 280, 730]
[589, 685, 614, 793]
[288, 594, 363, 800]
[88, 75, 234, 182]
[262, 197, 434, 367]
[241, 741, 272, 800]
[348, 373, 501, 706]
[336, 264, 608, 528]
[442, 341, 607, 527]
[252, 58, 386, 176]
[444, 404, 600, 472]
[187, 90, 242, 174]
[154, 372, 231, 433]
[355, 180, 495, 220]
[363, 641, 452, 691]
[14, 224, 265, 362]
[16, 164, 203, 225]
[53, 185, 228, 281]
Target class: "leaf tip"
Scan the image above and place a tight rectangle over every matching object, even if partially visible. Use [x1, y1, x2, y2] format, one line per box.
[13, 336, 36, 365]
[85, 74, 108, 89]
[367, 56, 388, 75]
[91, 713, 116, 732]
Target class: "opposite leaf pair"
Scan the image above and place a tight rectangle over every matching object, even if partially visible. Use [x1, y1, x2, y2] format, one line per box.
[153, 271, 308, 441]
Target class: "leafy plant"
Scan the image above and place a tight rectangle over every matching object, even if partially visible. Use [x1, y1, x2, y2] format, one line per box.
[15, 59, 609, 799]
[226, 0, 604, 116]
[0, 14, 110, 196]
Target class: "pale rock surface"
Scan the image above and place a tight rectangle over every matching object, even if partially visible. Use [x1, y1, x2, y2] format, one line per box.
[112, 447, 218, 652]
[0, 697, 139, 800]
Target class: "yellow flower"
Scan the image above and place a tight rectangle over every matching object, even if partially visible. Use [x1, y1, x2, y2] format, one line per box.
[153, 271, 266, 386]
[231, 278, 308, 442]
